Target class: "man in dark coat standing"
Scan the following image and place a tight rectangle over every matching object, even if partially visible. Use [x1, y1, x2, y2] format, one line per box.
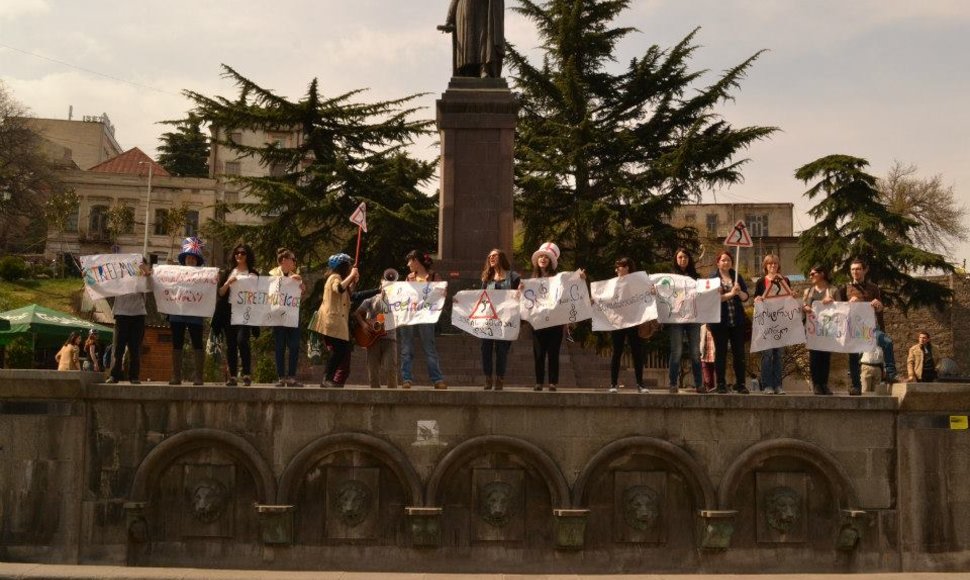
[441, 0, 504, 78]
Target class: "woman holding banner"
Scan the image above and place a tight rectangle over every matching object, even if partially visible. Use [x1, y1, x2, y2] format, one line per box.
[609, 257, 646, 394]
[480, 248, 520, 391]
[710, 251, 750, 394]
[214, 243, 260, 386]
[269, 248, 306, 387]
[753, 254, 792, 395]
[105, 259, 151, 385]
[802, 265, 835, 395]
[316, 253, 359, 388]
[529, 242, 566, 392]
[666, 248, 703, 393]
[169, 237, 208, 386]
[399, 250, 447, 389]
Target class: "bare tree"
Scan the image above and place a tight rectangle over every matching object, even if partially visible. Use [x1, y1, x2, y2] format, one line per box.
[879, 161, 969, 258]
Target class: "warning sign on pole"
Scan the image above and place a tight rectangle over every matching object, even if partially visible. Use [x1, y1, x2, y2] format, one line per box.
[724, 220, 753, 247]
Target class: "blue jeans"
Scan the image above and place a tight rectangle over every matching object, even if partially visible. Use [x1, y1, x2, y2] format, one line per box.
[273, 326, 300, 378]
[399, 324, 444, 383]
[848, 329, 897, 390]
[760, 347, 783, 390]
[668, 323, 702, 388]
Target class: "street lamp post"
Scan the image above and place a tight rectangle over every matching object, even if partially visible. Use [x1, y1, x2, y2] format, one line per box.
[138, 161, 153, 260]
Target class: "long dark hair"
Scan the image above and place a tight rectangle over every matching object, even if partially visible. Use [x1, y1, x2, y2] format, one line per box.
[64, 331, 80, 347]
[229, 243, 256, 272]
[481, 249, 511, 283]
[672, 247, 699, 278]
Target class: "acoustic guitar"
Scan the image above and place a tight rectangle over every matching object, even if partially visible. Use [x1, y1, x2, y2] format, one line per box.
[353, 313, 387, 348]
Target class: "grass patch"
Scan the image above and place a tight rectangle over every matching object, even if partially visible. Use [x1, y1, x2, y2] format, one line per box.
[0, 278, 83, 314]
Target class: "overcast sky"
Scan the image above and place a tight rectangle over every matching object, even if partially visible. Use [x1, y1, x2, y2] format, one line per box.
[3, 0, 968, 265]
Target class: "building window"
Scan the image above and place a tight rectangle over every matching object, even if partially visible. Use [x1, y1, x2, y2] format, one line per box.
[684, 213, 696, 225]
[65, 206, 79, 232]
[154, 209, 169, 236]
[746, 214, 769, 237]
[705, 213, 719, 237]
[185, 210, 199, 237]
[224, 161, 241, 175]
[88, 205, 109, 239]
[120, 204, 135, 234]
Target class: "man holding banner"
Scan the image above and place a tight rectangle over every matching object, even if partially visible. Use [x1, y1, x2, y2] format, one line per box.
[836, 258, 897, 395]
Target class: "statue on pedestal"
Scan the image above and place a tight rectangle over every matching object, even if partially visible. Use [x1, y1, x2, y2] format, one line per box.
[439, 0, 505, 78]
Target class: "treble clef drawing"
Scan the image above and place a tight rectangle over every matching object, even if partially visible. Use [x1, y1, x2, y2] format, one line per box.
[243, 307, 252, 323]
[568, 303, 577, 323]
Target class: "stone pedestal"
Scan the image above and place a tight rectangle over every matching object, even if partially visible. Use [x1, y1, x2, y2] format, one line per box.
[436, 77, 518, 290]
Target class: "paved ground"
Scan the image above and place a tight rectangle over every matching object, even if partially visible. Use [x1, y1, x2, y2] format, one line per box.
[2, 564, 970, 580]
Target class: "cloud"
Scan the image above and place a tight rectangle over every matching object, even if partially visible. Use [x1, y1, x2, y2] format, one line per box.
[0, 0, 48, 20]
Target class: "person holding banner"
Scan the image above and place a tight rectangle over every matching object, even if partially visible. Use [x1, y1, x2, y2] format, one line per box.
[753, 254, 792, 395]
[608, 257, 646, 394]
[480, 249, 520, 391]
[710, 251, 750, 394]
[666, 248, 703, 393]
[167, 237, 209, 386]
[528, 242, 578, 392]
[836, 258, 897, 395]
[214, 243, 261, 386]
[317, 253, 359, 388]
[105, 260, 151, 385]
[801, 265, 836, 395]
[399, 250, 447, 389]
[269, 248, 306, 387]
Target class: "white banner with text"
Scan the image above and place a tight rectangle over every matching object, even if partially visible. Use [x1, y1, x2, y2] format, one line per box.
[452, 289, 520, 340]
[229, 275, 303, 328]
[750, 296, 807, 352]
[518, 271, 592, 330]
[805, 301, 878, 353]
[151, 265, 220, 317]
[590, 272, 658, 331]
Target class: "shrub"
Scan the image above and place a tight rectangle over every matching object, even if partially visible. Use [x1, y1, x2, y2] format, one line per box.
[0, 256, 29, 281]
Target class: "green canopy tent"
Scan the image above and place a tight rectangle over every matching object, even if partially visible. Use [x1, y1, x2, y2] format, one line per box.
[0, 304, 113, 348]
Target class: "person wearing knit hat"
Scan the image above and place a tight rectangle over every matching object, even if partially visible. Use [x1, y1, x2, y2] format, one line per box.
[169, 236, 208, 385]
[529, 242, 566, 392]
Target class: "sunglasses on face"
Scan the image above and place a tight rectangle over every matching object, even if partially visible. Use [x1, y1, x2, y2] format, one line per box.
[234, 251, 247, 256]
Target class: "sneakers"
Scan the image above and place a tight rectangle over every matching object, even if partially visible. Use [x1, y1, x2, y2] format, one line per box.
[287, 378, 303, 388]
[637, 384, 647, 394]
[715, 385, 728, 394]
[733, 385, 750, 394]
[773, 386, 786, 395]
[275, 379, 286, 387]
[533, 384, 543, 392]
[433, 381, 448, 390]
[226, 377, 237, 387]
[105, 376, 119, 384]
[849, 388, 862, 396]
[402, 381, 412, 389]
[609, 385, 619, 393]
[668, 385, 678, 394]
[548, 384, 557, 392]
[242, 375, 252, 386]
[129, 379, 141, 385]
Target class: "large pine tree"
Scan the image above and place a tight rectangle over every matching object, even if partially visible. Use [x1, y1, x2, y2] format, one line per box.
[507, 1, 776, 278]
[184, 65, 437, 280]
[156, 113, 209, 177]
[795, 154, 954, 310]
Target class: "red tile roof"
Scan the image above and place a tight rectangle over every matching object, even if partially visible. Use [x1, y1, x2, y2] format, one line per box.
[88, 147, 170, 177]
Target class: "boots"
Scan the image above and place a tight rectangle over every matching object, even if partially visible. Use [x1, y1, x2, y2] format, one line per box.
[484, 375, 493, 390]
[192, 350, 205, 386]
[169, 350, 183, 385]
[494, 376, 504, 391]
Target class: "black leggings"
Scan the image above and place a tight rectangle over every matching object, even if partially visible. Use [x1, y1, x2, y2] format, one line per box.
[711, 323, 746, 389]
[533, 326, 563, 384]
[171, 321, 204, 351]
[610, 326, 643, 386]
[225, 324, 252, 376]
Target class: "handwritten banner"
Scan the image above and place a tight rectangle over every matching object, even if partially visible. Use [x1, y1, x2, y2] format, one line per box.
[519, 271, 592, 330]
[81, 254, 147, 299]
[590, 272, 658, 331]
[650, 274, 722, 324]
[381, 281, 447, 330]
[229, 276, 303, 328]
[452, 289, 520, 340]
[750, 296, 806, 352]
[805, 301, 878, 353]
[152, 265, 220, 317]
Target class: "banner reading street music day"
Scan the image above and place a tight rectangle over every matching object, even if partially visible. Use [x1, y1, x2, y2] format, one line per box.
[81, 254, 148, 299]
[650, 274, 722, 324]
[590, 271, 658, 331]
[151, 265, 220, 317]
[229, 275, 303, 328]
[519, 271, 592, 330]
[805, 301, 878, 353]
[452, 289, 520, 341]
[750, 296, 807, 353]
[381, 281, 448, 330]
